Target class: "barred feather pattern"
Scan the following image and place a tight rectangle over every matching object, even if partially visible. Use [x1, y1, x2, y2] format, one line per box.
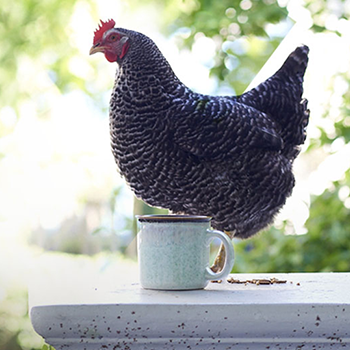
[109, 28, 310, 238]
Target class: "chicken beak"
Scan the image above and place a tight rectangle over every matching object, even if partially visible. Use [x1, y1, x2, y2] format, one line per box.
[89, 44, 106, 55]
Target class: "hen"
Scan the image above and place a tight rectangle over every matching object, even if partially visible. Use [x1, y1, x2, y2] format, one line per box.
[90, 19, 309, 270]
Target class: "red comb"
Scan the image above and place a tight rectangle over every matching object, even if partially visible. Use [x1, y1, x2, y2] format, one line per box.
[93, 19, 116, 45]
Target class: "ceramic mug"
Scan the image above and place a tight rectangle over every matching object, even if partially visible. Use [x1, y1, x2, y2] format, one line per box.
[136, 215, 234, 290]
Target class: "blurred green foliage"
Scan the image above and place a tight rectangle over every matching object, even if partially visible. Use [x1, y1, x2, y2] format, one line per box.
[131, 0, 289, 93]
[0, 0, 78, 111]
[233, 187, 350, 273]
[0, 287, 42, 350]
[0, 0, 94, 348]
[166, 0, 288, 93]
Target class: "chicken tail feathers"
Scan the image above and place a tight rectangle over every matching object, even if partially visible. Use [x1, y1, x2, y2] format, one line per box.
[280, 45, 309, 81]
[238, 45, 310, 160]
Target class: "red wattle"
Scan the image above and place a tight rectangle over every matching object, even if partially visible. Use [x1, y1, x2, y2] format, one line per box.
[105, 51, 118, 63]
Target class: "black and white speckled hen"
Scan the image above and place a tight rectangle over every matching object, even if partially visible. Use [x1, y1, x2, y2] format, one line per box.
[90, 19, 309, 269]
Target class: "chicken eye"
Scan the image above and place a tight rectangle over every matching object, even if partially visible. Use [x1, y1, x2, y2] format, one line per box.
[109, 35, 117, 41]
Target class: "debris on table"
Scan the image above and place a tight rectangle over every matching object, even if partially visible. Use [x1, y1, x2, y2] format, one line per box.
[226, 277, 288, 285]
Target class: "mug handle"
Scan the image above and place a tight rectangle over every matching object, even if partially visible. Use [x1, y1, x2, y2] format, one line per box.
[205, 229, 235, 281]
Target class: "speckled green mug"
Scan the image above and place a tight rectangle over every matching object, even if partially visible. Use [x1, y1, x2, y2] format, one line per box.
[137, 215, 234, 290]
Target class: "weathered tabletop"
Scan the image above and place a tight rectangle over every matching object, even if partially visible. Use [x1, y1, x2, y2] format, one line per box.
[30, 273, 350, 349]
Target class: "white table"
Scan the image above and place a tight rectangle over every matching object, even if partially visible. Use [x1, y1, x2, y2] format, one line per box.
[30, 273, 350, 349]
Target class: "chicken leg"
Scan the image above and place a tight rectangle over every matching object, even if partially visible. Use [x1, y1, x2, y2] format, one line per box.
[210, 231, 234, 273]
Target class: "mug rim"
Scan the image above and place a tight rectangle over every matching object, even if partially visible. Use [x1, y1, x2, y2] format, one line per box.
[136, 214, 211, 223]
